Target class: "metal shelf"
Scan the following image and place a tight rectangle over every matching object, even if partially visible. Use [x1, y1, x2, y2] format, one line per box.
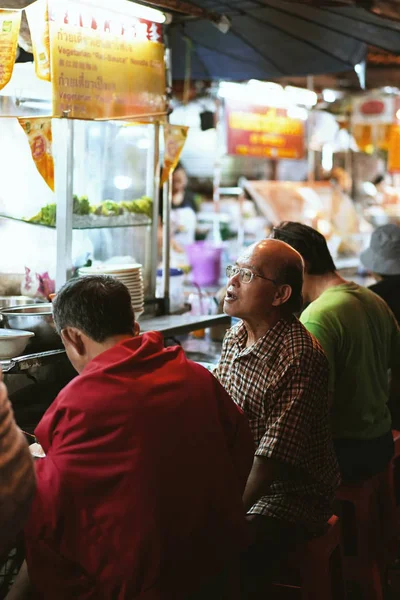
[0, 214, 151, 230]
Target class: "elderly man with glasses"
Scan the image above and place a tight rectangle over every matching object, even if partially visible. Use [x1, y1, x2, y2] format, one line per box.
[214, 239, 340, 596]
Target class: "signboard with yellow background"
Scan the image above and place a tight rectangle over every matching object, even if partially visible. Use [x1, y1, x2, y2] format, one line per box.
[26, 0, 166, 120]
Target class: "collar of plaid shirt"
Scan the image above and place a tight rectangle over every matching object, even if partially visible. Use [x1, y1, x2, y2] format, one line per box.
[232, 318, 291, 356]
[215, 317, 340, 533]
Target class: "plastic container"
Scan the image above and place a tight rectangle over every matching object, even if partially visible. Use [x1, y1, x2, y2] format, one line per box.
[186, 242, 223, 287]
[156, 268, 184, 313]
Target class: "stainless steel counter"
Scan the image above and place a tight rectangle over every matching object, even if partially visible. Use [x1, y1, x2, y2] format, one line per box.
[140, 313, 230, 338]
[1, 314, 230, 374]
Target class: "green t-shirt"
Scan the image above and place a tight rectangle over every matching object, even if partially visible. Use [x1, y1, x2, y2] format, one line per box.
[300, 283, 400, 440]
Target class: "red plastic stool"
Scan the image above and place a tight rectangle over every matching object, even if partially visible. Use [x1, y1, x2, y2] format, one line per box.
[392, 430, 400, 459]
[392, 429, 400, 507]
[271, 515, 347, 600]
[378, 462, 398, 565]
[335, 464, 397, 600]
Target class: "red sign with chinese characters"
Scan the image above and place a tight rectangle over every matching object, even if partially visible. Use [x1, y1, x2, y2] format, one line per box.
[225, 100, 305, 159]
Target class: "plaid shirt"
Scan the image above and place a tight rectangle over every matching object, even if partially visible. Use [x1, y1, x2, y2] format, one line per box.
[215, 317, 340, 533]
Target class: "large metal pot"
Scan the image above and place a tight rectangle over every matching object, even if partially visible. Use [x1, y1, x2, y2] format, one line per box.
[0, 304, 62, 353]
[0, 296, 45, 309]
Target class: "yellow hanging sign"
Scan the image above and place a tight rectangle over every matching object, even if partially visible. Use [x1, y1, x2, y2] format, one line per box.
[18, 117, 55, 191]
[47, 0, 166, 120]
[161, 125, 189, 186]
[25, 0, 51, 82]
[0, 9, 21, 91]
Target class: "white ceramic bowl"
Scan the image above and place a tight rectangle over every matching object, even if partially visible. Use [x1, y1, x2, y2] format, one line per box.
[0, 329, 35, 359]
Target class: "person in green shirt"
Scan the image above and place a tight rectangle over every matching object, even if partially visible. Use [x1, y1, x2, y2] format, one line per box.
[271, 222, 400, 482]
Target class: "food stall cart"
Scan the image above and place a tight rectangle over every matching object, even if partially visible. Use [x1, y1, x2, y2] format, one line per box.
[0, 0, 229, 421]
[0, 0, 167, 304]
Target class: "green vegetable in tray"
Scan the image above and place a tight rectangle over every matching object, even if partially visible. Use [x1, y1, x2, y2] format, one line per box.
[73, 195, 91, 216]
[94, 200, 124, 217]
[27, 195, 153, 226]
[121, 196, 153, 218]
[28, 203, 57, 227]
[133, 196, 153, 218]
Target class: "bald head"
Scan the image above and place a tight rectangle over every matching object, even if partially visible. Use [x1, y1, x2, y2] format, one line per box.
[239, 239, 304, 314]
[245, 239, 303, 273]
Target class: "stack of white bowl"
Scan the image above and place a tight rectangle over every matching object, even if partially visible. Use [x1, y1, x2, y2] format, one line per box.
[79, 264, 144, 318]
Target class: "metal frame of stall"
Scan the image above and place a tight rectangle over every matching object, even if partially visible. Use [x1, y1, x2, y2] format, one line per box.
[53, 117, 167, 312]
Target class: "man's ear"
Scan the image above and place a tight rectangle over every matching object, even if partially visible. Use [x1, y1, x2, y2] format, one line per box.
[272, 284, 292, 307]
[133, 322, 140, 336]
[61, 327, 85, 356]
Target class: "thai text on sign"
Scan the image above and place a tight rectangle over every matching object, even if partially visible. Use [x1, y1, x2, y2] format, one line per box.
[225, 100, 305, 160]
[30, 0, 166, 120]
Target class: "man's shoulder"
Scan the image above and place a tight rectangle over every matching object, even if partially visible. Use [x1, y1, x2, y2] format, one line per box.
[281, 318, 328, 369]
[300, 288, 350, 332]
[305, 283, 388, 314]
[57, 345, 213, 407]
[54, 374, 90, 408]
[54, 364, 127, 409]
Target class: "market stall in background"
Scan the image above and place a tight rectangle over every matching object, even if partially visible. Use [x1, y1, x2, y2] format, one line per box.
[0, 0, 230, 439]
[1, 0, 400, 372]
[168, 80, 378, 288]
[352, 92, 400, 227]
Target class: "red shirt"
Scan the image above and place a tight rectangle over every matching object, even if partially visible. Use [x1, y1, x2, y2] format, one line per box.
[25, 332, 253, 599]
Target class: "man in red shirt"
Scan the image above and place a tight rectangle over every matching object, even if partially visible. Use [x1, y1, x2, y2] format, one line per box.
[9, 275, 253, 600]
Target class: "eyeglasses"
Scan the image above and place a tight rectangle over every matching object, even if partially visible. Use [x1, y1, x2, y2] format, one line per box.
[226, 265, 277, 285]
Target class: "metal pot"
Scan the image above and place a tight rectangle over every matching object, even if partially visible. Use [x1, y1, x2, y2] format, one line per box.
[0, 296, 45, 309]
[0, 304, 62, 353]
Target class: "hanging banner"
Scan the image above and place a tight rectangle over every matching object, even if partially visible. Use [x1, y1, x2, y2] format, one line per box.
[225, 100, 305, 159]
[25, 0, 51, 82]
[161, 124, 189, 186]
[388, 125, 400, 174]
[46, 0, 166, 120]
[18, 117, 55, 191]
[0, 9, 21, 91]
[353, 124, 373, 153]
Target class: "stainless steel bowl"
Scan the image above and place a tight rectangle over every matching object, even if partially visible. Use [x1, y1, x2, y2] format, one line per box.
[0, 304, 62, 353]
[0, 296, 45, 309]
